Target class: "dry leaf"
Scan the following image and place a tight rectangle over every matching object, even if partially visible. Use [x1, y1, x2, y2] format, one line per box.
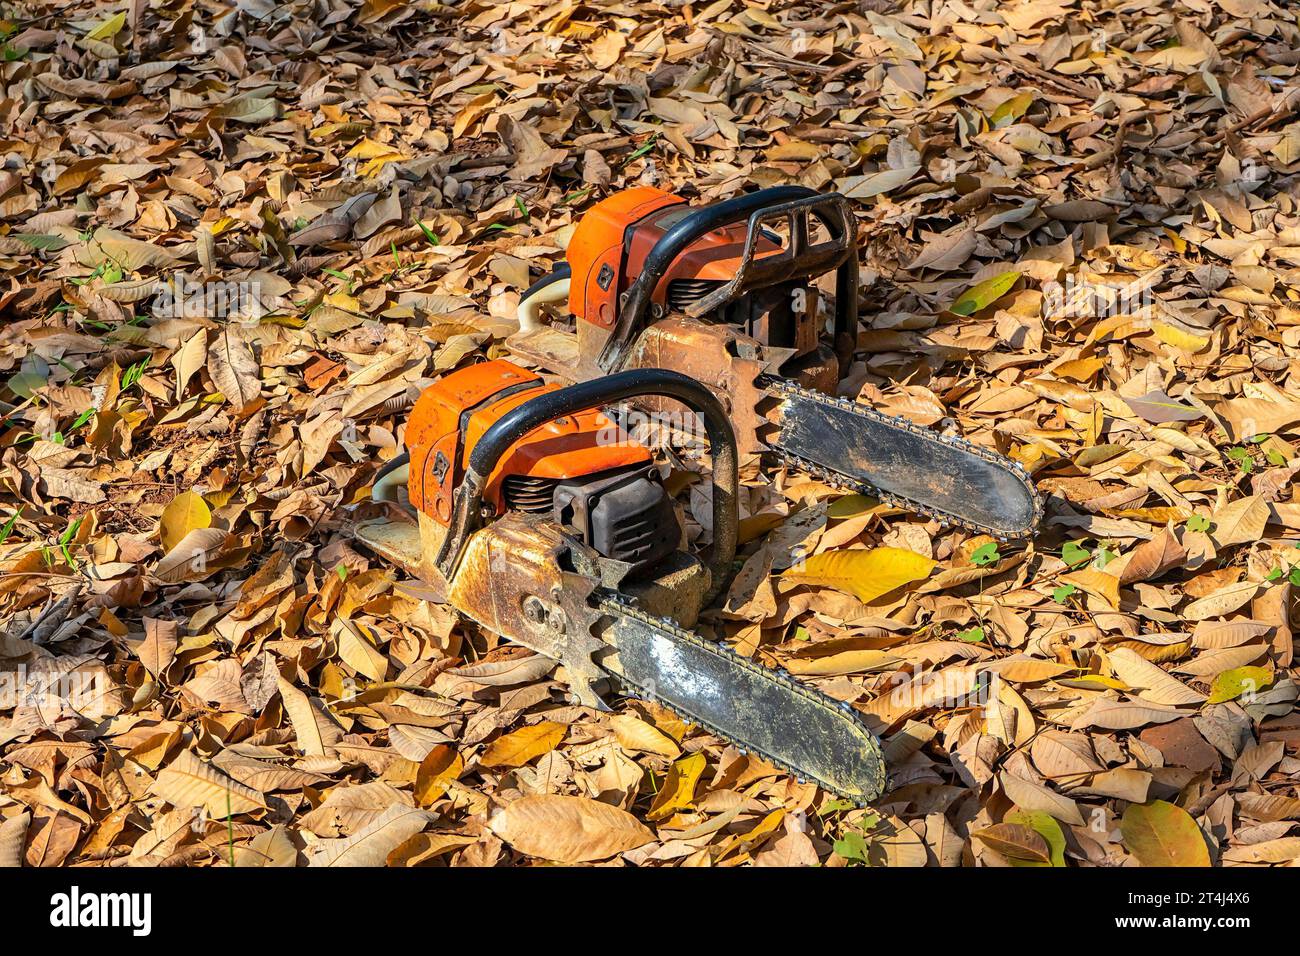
[488, 795, 653, 863]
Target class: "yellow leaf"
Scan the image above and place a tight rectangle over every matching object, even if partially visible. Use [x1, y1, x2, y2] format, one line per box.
[610, 714, 681, 757]
[783, 546, 936, 603]
[1207, 665, 1273, 705]
[479, 721, 566, 769]
[827, 493, 877, 519]
[1152, 320, 1209, 354]
[159, 491, 212, 553]
[949, 271, 1020, 316]
[415, 745, 464, 806]
[990, 91, 1034, 127]
[1053, 357, 1105, 382]
[1120, 800, 1210, 866]
[784, 649, 904, 677]
[324, 291, 364, 314]
[1060, 568, 1120, 609]
[86, 11, 126, 41]
[1056, 674, 1128, 691]
[488, 795, 653, 863]
[647, 752, 707, 821]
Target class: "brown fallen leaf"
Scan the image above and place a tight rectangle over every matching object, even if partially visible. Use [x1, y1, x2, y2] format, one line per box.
[488, 795, 654, 863]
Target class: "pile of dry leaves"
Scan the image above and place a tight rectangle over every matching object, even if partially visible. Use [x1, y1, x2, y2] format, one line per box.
[1, 0, 1299, 867]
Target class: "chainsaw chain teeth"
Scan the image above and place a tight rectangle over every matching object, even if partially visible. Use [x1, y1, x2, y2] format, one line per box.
[597, 595, 886, 807]
[759, 375, 1043, 541]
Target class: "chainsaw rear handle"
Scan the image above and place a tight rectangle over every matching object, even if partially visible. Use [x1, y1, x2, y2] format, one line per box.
[434, 368, 739, 601]
[597, 185, 859, 373]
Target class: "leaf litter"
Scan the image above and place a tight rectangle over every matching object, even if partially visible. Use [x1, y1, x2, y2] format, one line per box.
[0, 0, 1299, 867]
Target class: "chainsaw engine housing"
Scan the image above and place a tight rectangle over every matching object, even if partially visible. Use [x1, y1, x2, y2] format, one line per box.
[404, 359, 678, 572]
[564, 185, 855, 386]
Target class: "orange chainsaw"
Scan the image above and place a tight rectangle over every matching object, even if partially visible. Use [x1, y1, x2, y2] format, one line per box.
[357, 358, 887, 804]
[507, 185, 1040, 540]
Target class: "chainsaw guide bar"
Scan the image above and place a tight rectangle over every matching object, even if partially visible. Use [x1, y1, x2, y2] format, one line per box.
[596, 596, 887, 804]
[762, 375, 1043, 539]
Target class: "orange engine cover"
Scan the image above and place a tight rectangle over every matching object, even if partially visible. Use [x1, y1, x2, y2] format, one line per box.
[405, 359, 653, 525]
[566, 186, 782, 329]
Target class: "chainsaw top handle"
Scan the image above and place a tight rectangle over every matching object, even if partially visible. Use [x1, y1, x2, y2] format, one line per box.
[434, 367, 739, 602]
[597, 185, 859, 373]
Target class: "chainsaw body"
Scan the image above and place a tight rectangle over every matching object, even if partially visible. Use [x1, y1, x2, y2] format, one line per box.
[512, 185, 853, 395]
[506, 185, 1041, 539]
[356, 360, 887, 803]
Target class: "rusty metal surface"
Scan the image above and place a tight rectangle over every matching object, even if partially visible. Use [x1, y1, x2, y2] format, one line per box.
[448, 513, 611, 708]
[623, 316, 773, 467]
[502, 325, 582, 379]
[355, 515, 434, 579]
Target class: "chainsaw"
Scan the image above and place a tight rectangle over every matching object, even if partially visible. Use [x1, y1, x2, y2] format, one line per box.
[356, 358, 887, 803]
[506, 185, 1040, 540]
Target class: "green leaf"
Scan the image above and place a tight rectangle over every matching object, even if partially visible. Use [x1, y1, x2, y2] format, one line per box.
[970, 542, 1001, 567]
[1052, 583, 1078, 604]
[0, 506, 22, 544]
[819, 799, 855, 816]
[1061, 540, 1091, 567]
[623, 133, 659, 165]
[833, 830, 869, 864]
[1186, 514, 1211, 533]
[1207, 666, 1273, 705]
[955, 626, 986, 643]
[1227, 446, 1254, 474]
[949, 271, 1020, 317]
[413, 217, 440, 246]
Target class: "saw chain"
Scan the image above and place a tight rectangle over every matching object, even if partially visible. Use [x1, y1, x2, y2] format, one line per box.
[760, 375, 1043, 540]
[596, 595, 887, 805]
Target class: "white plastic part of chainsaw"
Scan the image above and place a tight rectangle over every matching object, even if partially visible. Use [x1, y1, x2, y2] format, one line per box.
[516, 277, 571, 333]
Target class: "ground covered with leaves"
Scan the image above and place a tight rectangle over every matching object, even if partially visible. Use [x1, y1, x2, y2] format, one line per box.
[1, 0, 1300, 868]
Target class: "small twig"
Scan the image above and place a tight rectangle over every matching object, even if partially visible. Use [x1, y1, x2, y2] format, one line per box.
[1204, 87, 1300, 145]
[980, 49, 1105, 102]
